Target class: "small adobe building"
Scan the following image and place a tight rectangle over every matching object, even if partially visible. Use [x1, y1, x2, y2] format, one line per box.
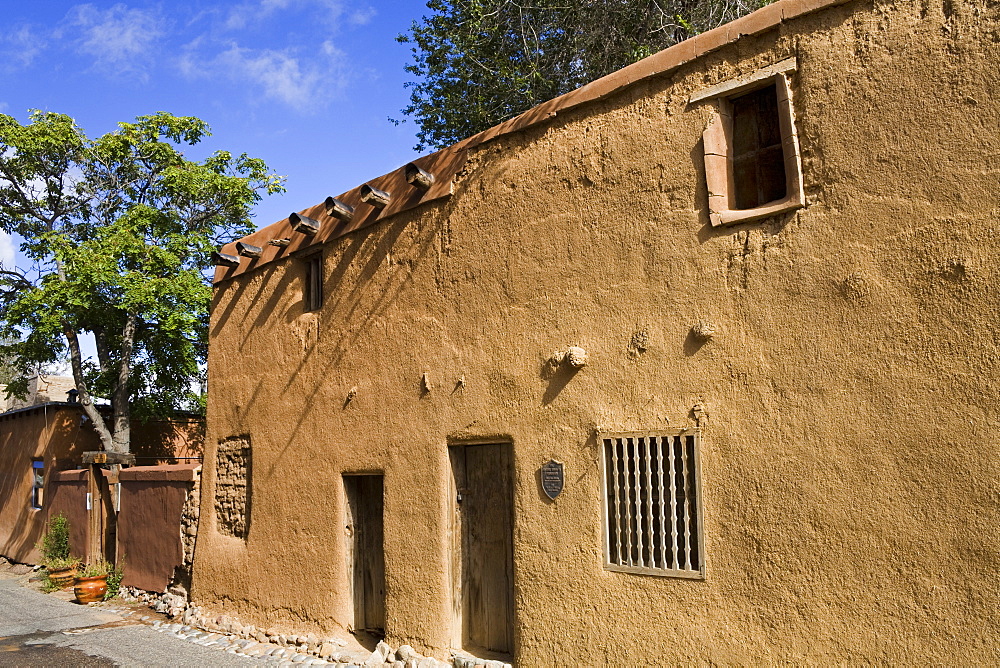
[192, 0, 1000, 663]
[0, 396, 203, 567]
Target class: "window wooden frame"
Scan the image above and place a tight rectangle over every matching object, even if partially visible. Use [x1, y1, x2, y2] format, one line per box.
[303, 252, 323, 312]
[31, 459, 44, 510]
[694, 58, 805, 227]
[600, 430, 705, 579]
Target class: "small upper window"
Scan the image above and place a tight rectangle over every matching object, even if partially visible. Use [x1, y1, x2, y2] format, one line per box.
[693, 58, 805, 227]
[31, 459, 44, 510]
[731, 85, 787, 210]
[304, 253, 323, 312]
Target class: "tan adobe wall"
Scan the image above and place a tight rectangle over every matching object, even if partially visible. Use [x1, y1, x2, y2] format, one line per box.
[131, 418, 205, 465]
[193, 0, 1000, 664]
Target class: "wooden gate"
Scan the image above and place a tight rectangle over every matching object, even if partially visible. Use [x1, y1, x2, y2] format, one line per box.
[450, 443, 514, 655]
[344, 474, 385, 634]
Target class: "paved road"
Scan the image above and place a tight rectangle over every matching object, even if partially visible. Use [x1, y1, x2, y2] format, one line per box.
[0, 577, 256, 666]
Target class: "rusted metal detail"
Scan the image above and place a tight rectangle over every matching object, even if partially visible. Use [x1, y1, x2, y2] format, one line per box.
[405, 162, 435, 190]
[360, 184, 391, 209]
[325, 196, 355, 222]
[290, 212, 321, 236]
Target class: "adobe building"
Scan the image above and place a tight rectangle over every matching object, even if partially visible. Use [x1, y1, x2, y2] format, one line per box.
[0, 387, 204, 566]
[191, 0, 999, 663]
[0, 402, 93, 564]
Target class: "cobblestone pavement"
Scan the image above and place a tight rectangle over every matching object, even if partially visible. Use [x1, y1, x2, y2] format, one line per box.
[1, 564, 511, 667]
[0, 571, 257, 666]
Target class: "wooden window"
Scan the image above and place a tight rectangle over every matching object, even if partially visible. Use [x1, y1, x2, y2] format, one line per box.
[601, 431, 704, 578]
[31, 459, 44, 509]
[731, 85, 787, 210]
[695, 58, 805, 227]
[304, 253, 323, 312]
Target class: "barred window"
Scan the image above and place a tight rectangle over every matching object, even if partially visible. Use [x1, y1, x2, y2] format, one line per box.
[304, 253, 323, 312]
[602, 431, 704, 578]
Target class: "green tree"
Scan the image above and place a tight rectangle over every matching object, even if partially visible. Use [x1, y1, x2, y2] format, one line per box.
[0, 337, 17, 385]
[0, 111, 284, 453]
[399, 0, 770, 150]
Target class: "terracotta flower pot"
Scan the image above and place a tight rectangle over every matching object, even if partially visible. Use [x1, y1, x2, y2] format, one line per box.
[74, 575, 108, 603]
[48, 566, 78, 588]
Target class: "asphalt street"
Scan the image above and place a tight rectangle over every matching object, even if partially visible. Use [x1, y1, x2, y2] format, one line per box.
[0, 576, 256, 667]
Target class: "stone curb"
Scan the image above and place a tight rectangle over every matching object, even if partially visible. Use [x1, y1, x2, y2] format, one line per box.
[117, 588, 509, 668]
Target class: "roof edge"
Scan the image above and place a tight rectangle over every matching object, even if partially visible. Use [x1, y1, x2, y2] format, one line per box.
[213, 0, 851, 284]
[454, 0, 850, 151]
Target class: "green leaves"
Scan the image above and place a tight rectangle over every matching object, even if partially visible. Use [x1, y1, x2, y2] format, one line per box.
[399, 0, 772, 150]
[0, 111, 284, 447]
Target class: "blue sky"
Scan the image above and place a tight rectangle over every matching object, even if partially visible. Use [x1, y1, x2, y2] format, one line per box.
[0, 0, 432, 271]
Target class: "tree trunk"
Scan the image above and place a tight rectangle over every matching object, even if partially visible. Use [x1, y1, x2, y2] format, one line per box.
[65, 326, 117, 452]
[110, 315, 135, 455]
[56, 258, 130, 455]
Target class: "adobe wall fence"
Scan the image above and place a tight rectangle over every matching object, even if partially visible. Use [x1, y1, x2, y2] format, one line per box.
[48, 464, 201, 593]
[0, 402, 203, 565]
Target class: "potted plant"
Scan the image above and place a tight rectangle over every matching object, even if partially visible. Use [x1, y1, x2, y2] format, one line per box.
[38, 513, 79, 589]
[74, 560, 110, 603]
[73, 559, 124, 603]
[45, 555, 81, 589]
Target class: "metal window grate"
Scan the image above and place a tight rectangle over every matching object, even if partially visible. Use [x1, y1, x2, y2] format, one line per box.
[602, 431, 704, 578]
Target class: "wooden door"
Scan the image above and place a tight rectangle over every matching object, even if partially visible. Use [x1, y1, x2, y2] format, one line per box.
[451, 443, 514, 654]
[344, 475, 385, 634]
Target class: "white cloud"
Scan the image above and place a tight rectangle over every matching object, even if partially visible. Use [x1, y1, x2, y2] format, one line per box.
[223, 0, 348, 31]
[220, 46, 322, 105]
[348, 7, 376, 26]
[0, 231, 14, 271]
[321, 40, 344, 59]
[0, 102, 8, 113]
[1, 24, 45, 70]
[65, 3, 165, 79]
[180, 37, 349, 109]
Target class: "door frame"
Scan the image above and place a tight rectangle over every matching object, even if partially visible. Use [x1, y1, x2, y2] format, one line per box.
[343, 472, 386, 635]
[448, 441, 515, 656]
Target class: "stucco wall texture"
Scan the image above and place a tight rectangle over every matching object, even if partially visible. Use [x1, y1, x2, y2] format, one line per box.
[192, 0, 1000, 663]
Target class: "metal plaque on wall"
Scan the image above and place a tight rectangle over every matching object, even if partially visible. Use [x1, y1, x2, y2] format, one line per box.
[541, 459, 564, 500]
